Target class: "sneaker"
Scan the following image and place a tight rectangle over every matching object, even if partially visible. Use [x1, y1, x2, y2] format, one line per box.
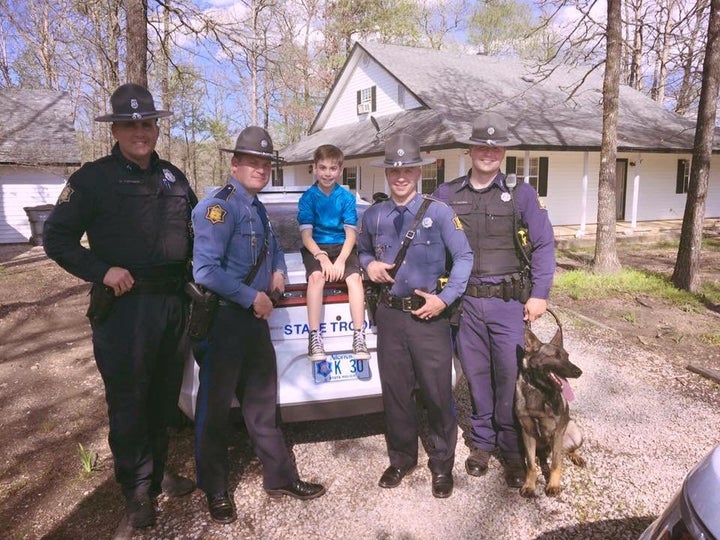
[352, 330, 370, 359]
[308, 330, 326, 361]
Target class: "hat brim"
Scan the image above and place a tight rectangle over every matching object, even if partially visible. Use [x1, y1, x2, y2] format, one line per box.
[95, 110, 173, 122]
[459, 136, 520, 147]
[370, 156, 437, 168]
[221, 147, 279, 161]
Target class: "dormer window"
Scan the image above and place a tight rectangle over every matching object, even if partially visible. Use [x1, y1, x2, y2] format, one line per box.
[356, 86, 376, 115]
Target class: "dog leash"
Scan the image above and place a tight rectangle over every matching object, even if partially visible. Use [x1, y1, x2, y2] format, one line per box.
[525, 307, 575, 401]
[525, 306, 563, 343]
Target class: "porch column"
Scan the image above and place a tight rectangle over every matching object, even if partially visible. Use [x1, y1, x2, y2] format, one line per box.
[630, 154, 641, 228]
[578, 151, 589, 236]
[458, 151, 466, 178]
[524, 150, 530, 183]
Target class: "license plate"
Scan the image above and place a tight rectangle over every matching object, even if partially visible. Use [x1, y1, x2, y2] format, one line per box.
[313, 353, 371, 384]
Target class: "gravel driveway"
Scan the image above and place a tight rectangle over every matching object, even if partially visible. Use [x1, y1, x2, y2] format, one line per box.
[122, 312, 720, 540]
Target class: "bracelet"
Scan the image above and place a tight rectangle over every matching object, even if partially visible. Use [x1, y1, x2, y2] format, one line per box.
[313, 250, 329, 260]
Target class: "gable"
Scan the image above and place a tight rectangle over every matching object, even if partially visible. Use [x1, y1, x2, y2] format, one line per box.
[323, 56, 423, 130]
[0, 89, 80, 166]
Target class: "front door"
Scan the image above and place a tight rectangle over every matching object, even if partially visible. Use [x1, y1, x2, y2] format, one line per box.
[616, 159, 628, 220]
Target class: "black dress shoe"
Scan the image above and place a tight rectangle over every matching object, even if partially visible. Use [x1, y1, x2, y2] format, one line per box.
[265, 479, 326, 500]
[207, 491, 237, 524]
[503, 461, 526, 488]
[378, 465, 415, 489]
[126, 494, 156, 529]
[431, 473, 454, 498]
[150, 471, 196, 498]
[465, 449, 491, 477]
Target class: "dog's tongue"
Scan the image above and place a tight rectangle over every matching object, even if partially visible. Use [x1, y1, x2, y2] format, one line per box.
[561, 378, 575, 401]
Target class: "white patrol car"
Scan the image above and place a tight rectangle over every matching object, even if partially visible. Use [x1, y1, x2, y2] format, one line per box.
[178, 186, 461, 423]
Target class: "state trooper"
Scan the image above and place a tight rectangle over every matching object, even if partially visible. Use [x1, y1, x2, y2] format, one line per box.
[357, 133, 473, 498]
[43, 83, 197, 529]
[191, 126, 326, 525]
[432, 112, 556, 488]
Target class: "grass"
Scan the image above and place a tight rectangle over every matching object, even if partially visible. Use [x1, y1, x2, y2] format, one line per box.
[554, 240, 720, 308]
[701, 333, 720, 345]
[77, 443, 97, 474]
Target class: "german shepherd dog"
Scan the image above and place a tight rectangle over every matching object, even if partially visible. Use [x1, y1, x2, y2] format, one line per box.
[515, 310, 585, 497]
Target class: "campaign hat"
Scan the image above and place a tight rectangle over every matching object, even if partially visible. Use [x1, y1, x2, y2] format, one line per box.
[221, 126, 278, 161]
[95, 83, 172, 122]
[459, 112, 519, 147]
[371, 133, 436, 168]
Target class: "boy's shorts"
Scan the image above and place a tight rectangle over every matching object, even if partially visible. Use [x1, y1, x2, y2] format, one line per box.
[301, 243, 361, 281]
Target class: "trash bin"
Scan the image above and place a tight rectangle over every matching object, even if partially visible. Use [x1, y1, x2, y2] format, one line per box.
[23, 204, 55, 246]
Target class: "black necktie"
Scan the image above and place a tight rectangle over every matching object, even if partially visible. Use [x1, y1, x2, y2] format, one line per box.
[394, 206, 407, 237]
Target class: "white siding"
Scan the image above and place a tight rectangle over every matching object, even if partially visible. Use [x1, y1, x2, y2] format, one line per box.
[281, 151, 720, 227]
[0, 166, 67, 243]
[324, 58, 421, 130]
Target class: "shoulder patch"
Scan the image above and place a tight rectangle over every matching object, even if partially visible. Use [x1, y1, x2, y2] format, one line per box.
[537, 196, 547, 210]
[205, 204, 227, 224]
[56, 184, 74, 205]
[452, 215, 464, 231]
[214, 184, 235, 201]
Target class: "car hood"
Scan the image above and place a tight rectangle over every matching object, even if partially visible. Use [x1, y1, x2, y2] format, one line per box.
[685, 443, 720, 534]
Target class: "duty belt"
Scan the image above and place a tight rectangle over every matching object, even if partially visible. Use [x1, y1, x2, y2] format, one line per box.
[464, 273, 531, 303]
[129, 277, 185, 294]
[381, 292, 425, 312]
[465, 283, 505, 298]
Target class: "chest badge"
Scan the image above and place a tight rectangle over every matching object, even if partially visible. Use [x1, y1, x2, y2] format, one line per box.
[205, 204, 227, 224]
[422, 217, 433, 229]
[162, 169, 176, 190]
[500, 192, 512, 202]
[452, 215, 464, 231]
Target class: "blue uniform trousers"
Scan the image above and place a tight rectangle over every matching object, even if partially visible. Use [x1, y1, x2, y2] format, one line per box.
[92, 292, 187, 500]
[376, 304, 457, 474]
[194, 305, 297, 495]
[456, 296, 525, 462]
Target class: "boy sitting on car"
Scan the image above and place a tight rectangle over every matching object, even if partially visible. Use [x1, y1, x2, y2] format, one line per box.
[297, 144, 369, 361]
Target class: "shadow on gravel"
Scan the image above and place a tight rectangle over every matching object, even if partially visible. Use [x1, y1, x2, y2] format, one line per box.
[533, 515, 655, 539]
[40, 427, 197, 540]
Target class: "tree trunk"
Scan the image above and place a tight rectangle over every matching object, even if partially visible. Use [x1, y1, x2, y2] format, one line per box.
[592, 0, 622, 273]
[672, 0, 720, 291]
[125, 0, 147, 86]
[675, 1, 709, 115]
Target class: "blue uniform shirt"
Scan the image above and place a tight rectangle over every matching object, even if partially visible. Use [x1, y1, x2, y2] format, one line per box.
[357, 193, 473, 305]
[433, 172, 556, 299]
[192, 179, 287, 308]
[297, 182, 358, 244]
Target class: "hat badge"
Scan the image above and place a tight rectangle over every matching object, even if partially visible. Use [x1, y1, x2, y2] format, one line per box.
[397, 149, 405, 157]
[261, 139, 268, 148]
[130, 99, 139, 110]
[487, 127, 495, 136]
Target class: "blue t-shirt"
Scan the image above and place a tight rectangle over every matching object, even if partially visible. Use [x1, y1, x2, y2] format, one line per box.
[297, 183, 358, 245]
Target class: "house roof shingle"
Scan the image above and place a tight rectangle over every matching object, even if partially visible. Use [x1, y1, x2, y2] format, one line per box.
[280, 41, 712, 164]
[0, 89, 80, 166]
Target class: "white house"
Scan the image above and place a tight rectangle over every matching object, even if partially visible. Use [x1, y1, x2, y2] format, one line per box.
[0, 89, 80, 243]
[279, 41, 720, 232]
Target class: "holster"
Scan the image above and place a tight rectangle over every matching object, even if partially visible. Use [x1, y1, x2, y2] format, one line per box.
[185, 282, 219, 341]
[447, 298, 463, 326]
[86, 283, 115, 324]
[364, 283, 381, 324]
[517, 270, 532, 303]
